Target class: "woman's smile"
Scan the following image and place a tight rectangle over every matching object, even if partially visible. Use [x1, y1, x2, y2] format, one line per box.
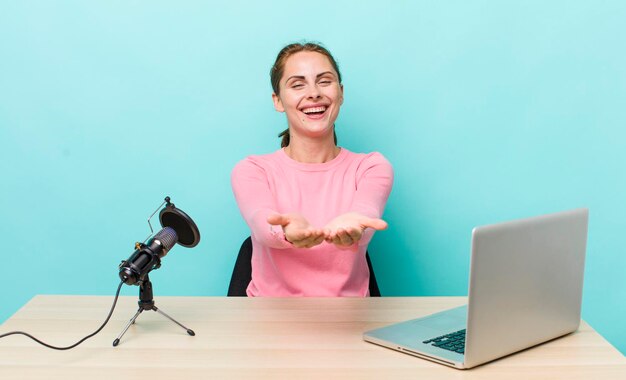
[300, 104, 329, 120]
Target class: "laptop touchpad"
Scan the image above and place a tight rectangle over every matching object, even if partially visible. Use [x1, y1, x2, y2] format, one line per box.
[413, 305, 467, 331]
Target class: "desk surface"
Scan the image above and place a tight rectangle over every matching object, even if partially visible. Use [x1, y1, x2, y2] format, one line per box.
[0, 295, 624, 379]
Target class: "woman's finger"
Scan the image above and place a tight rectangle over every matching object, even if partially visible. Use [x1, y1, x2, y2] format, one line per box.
[267, 213, 290, 226]
[360, 217, 388, 231]
[347, 227, 362, 243]
[337, 228, 353, 246]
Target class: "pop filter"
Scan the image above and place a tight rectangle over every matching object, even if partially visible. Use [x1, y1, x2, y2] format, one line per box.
[159, 199, 200, 248]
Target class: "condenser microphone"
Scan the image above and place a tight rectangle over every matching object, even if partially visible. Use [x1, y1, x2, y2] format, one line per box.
[118, 227, 178, 285]
[118, 197, 200, 285]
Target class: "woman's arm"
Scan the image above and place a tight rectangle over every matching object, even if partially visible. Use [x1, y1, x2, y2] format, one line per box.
[232, 158, 325, 249]
[325, 153, 394, 249]
[232, 158, 293, 248]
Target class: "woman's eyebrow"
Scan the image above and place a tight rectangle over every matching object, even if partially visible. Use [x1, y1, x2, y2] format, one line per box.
[285, 72, 336, 83]
[316, 71, 335, 78]
[285, 75, 305, 83]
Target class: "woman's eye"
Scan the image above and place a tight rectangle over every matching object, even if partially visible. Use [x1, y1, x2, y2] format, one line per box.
[292, 83, 304, 89]
[319, 80, 331, 85]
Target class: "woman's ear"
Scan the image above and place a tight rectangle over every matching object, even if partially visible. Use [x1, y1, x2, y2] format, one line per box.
[339, 84, 344, 105]
[272, 93, 285, 112]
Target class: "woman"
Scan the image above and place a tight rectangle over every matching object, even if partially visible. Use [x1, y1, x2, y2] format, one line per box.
[231, 42, 393, 296]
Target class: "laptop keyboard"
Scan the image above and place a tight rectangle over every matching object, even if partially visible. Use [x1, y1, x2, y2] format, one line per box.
[422, 329, 466, 354]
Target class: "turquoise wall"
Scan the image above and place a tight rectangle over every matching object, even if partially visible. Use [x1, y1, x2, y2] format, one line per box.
[1, 1, 624, 355]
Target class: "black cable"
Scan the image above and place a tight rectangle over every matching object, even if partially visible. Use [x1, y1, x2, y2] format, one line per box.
[0, 281, 124, 350]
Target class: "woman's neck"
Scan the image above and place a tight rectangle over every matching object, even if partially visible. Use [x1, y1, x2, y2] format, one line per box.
[284, 135, 340, 164]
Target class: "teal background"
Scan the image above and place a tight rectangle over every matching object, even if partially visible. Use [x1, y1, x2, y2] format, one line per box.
[1, 1, 624, 355]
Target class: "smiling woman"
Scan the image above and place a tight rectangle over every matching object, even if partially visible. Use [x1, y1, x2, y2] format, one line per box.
[231, 42, 394, 297]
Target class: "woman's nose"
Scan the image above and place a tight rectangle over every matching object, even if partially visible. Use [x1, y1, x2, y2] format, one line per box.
[306, 84, 322, 99]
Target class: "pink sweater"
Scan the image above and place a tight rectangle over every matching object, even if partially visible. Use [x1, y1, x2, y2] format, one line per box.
[231, 148, 393, 297]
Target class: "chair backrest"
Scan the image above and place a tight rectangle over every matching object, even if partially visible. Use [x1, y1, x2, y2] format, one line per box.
[227, 237, 381, 296]
[227, 237, 254, 296]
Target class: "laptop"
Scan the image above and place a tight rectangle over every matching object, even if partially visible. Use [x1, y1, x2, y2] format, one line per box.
[363, 208, 589, 369]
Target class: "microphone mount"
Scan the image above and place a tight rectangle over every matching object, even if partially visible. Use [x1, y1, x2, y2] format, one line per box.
[141, 196, 175, 246]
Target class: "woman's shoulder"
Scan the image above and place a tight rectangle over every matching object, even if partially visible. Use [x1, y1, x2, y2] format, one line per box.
[232, 150, 283, 174]
[340, 149, 394, 184]
[343, 149, 392, 168]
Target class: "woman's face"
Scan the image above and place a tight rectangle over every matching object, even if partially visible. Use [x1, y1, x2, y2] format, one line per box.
[272, 51, 343, 141]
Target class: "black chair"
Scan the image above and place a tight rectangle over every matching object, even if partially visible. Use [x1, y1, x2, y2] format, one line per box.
[227, 237, 381, 297]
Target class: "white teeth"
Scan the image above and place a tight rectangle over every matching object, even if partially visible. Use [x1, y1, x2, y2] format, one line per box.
[302, 106, 327, 114]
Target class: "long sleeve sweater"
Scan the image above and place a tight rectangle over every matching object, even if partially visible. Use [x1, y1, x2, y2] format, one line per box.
[231, 147, 393, 296]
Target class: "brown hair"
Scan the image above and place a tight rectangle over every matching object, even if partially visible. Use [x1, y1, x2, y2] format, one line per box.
[270, 42, 342, 148]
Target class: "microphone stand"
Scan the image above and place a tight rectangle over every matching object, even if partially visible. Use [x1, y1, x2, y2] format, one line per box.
[113, 274, 195, 347]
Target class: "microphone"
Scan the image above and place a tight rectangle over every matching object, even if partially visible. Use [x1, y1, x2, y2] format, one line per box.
[118, 227, 177, 285]
[118, 197, 200, 285]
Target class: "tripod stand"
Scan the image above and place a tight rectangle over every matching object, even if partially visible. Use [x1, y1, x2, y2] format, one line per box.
[113, 274, 195, 347]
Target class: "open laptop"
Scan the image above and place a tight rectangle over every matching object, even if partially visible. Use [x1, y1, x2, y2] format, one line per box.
[363, 208, 589, 369]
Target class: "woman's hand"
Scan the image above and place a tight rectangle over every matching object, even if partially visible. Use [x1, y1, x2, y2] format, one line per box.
[267, 213, 327, 248]
[324, 212, 388, 249]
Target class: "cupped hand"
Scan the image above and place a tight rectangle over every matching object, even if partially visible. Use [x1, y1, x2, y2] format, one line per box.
[323, 212, 388, 248]
[267, 213, 326, 248]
